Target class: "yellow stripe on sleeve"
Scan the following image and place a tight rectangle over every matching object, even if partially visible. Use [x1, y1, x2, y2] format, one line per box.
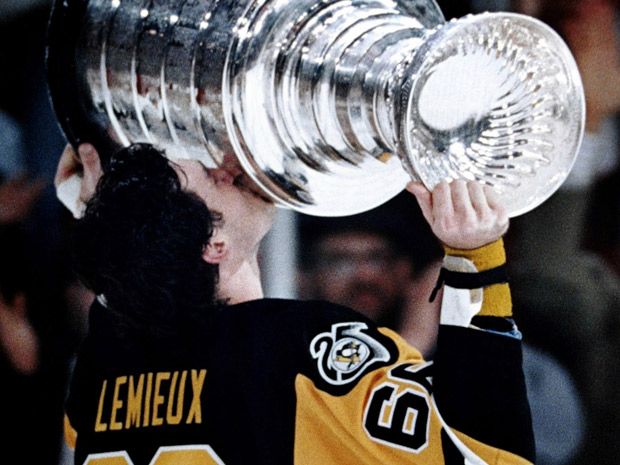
[444, 239, 512, 318]
[443, 239, 506, 271]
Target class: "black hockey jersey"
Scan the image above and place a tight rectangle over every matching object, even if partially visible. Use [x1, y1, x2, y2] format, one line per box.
[65, 298, 534, 465]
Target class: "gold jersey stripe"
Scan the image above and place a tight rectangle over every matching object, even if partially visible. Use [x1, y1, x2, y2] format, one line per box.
[64, 414, 78, 450]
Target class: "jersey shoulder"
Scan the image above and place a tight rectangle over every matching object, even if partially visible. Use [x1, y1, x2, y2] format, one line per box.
[257, 299, 403, 396]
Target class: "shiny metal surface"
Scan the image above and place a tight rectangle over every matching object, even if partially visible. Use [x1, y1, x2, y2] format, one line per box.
[400, 13, 585, 217]
[48, 0, 584, 217]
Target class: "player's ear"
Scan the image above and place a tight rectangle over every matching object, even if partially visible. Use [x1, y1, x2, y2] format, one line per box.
[203, 232, 228, 264]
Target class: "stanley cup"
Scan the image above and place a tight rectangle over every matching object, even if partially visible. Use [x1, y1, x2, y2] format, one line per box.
[47, 0, 585, 217]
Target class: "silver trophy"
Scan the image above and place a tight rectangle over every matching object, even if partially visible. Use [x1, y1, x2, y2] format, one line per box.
[47, 0, 585, 217]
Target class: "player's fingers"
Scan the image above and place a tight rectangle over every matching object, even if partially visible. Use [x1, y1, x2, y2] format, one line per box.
[78, 144, 102, 201]
[78, 143, 99, 169]
[432, 181, 453, 219]
[484, 184, 502, 211]
[484, 185, 509, 230]
[450, 179, 475, 219]
[55, 144, 81, 187]
[467, 181, 490, 216]
[406, 182, 433, 225]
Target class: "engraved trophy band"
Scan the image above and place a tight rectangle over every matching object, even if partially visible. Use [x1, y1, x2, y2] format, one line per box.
[47, 0, 585, 217]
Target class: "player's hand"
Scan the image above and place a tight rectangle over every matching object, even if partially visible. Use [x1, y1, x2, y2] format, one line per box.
[407, 180, 509, 250]
[55, 143, 103, 204]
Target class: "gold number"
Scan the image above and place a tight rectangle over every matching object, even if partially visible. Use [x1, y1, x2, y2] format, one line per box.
[151, 446, 224, 465]
[84, 445, 225, 465]
[84, 452, 133, 465]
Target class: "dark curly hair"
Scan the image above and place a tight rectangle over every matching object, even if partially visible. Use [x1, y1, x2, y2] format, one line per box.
[73, 144, 221, 341]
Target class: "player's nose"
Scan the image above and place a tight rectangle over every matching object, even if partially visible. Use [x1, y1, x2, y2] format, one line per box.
[207, 168, 235, 185]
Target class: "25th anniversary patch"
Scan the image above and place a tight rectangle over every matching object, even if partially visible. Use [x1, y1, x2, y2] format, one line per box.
[310, 322, 391, 386]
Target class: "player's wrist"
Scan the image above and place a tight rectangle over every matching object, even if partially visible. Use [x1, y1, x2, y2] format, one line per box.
[433, 239, 512, 319]
[443, 238, 506, 272]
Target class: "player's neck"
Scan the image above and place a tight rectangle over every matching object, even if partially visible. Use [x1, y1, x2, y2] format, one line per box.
[217, 255, 264, 304]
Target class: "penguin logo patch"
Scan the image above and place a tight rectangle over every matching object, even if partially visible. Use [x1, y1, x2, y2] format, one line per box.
[310, 322, 390, 386]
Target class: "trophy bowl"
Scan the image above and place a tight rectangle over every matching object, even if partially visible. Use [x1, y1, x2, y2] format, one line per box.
[398, 13, 585, 217]
[47, 0, 585, 217]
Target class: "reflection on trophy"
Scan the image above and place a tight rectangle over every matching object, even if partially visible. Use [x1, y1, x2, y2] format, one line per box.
[47, 0, 584, 217]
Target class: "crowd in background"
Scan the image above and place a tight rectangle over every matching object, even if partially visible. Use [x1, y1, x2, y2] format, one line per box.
[1, 0, 619, 464]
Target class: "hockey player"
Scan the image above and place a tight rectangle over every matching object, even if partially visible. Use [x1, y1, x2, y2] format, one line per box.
[57, 142, 534, 465]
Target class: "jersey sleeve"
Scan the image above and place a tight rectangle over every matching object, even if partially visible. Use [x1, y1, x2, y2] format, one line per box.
[294, 242, 534, 465]
[433, 239, 535, 463]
